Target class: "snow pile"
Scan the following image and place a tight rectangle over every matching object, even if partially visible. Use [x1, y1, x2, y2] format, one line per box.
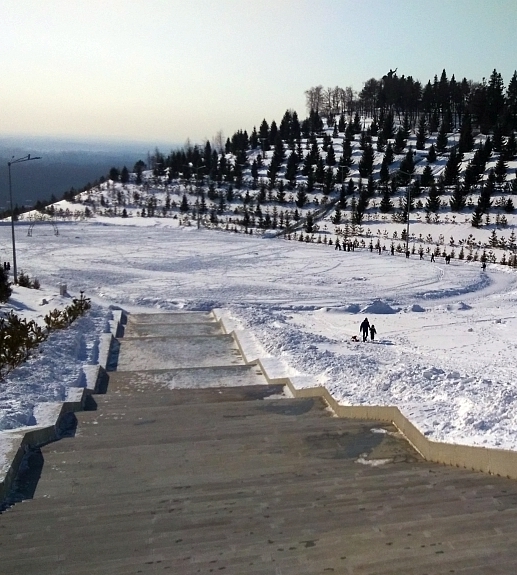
[361, 299, 399, 314]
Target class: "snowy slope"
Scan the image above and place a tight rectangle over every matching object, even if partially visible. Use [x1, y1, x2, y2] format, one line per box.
[1, 218, 517, 461]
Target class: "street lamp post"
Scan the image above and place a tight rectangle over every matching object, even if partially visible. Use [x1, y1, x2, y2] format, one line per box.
[7, 154, 42, 283]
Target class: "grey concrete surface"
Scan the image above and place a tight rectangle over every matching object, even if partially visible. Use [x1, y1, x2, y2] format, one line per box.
[3, 311, 517, 575]
[116, 335, 244, 371]
[125, 322, 223, 338]
[107, 365, 270, 392]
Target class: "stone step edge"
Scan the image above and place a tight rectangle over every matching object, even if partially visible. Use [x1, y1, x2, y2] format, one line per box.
[211, 308, 517, 481]
[0, 309, 123, 506]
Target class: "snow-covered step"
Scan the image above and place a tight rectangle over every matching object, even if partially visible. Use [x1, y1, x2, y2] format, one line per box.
[115, 334, 244, 371]
[107, 364, 269, 394]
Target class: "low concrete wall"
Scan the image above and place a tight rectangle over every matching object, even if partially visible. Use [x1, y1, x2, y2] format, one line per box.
[212, 311, 517, 481]
[0, 309, 123, 505]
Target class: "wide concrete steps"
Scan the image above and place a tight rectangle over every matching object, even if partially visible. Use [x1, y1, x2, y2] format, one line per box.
[3, 311, 517, 574]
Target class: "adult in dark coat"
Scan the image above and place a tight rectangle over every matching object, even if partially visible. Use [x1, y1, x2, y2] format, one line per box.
[360, 317, 370, 342]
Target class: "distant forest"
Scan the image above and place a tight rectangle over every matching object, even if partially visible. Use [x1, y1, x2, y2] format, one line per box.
[148, 68, 517, 179]
[304, 68, 517, 134]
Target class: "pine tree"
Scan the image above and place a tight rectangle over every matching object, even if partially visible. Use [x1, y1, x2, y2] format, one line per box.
[427, 144, 437, 163]
[393, 128, 406, 154]
[272, 134, 285, 164]
[306, 169, 315, 193]
[276, 181, 286, 204]
[449, 185, 466, 212]
[416, 115, 427, 150]
[379, 186, 393, 213]
[354, 186, 370, 224]
[285, 153, 298, 187]
[471, 204, 483, 227]
[120, 166, 129, 183]
[358, 144, 375, 177]
[305, 211, 315, 233]
[0, 266, 12, 303]
[379, 155, 390, 183]
[341, 138, 354, 167]
[295, 187, 308, 208]
[420, 164, 435, 187]
[180, 194, 189, 213]
[382, 111, 395, 140]
[458, 112, 474, 153]
[426, 183, 442, 213]
[443, 148, 463, 185]
[402, 114, 411, 139]
[376, 132, 386, 152]
[384, 142, 394, 164]
[429, 109, 440, 133]
[259, 119, 270, 152]
[435, 122, 448, 153]
[315, 157, 325, 184]
[326, 143, 336, 166]
[398, 150, 415, 184]
[494, 155, 508, 184]
[331, 207, 342, 224]
[109, 167, 120, 182]
[323, 167, 335, 195]
[338, 184, 347, 209]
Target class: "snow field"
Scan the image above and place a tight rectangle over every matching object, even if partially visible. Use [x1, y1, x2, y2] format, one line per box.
[1, 218, 517, 458]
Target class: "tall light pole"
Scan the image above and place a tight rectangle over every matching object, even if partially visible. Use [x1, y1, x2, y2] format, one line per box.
[7, 154, 42, 283]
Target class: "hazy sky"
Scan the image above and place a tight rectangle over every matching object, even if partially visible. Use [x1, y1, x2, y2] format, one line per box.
[2, 0, 517, 148]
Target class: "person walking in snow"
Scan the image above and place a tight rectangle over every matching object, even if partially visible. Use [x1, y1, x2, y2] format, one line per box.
[360, 317, 370, 342]
[430, 253, 435, 262]
[369, 324, 377, 341]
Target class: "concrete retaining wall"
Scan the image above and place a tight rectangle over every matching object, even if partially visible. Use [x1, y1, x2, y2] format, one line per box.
[0, 310, 123, 505]
[212, 310, 517, 481]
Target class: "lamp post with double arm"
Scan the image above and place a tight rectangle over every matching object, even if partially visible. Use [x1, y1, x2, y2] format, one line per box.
[7, 154, 42, 283]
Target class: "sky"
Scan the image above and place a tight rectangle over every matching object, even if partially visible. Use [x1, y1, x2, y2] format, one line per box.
[2, 0, 517, 148]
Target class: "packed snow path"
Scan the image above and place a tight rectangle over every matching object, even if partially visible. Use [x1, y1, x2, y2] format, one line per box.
[2, 220, 517, 450]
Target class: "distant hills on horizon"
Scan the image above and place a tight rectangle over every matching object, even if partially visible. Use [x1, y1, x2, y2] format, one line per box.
[0, 134, 182, 210]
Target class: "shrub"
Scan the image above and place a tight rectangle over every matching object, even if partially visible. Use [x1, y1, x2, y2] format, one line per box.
[0, 267, 12, 303]
[17, 271, 40, 289]
[17, 271, 31, 288]
[1, 292, 91, 380]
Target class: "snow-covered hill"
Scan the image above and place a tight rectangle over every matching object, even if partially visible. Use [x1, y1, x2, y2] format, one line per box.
[16, 114, 517, 266]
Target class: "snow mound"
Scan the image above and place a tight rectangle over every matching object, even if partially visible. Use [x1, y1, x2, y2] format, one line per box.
[411, 304, 426, 312]
[361, 300, 399, 314]
[344, 304, 361, 313]
[447, 301, 472, 311]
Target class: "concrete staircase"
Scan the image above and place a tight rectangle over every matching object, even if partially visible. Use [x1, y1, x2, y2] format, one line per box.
[2, 312, 517, 574]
